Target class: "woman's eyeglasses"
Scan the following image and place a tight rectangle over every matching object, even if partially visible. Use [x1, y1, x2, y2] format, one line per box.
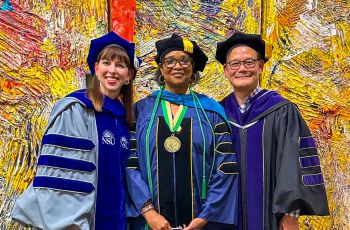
[162, 57, 192, 68]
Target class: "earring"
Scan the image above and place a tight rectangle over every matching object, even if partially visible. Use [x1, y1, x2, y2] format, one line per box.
[125, 79, 130, 85]
[159, 75, 165, 84]
[190, 73, 198, 84]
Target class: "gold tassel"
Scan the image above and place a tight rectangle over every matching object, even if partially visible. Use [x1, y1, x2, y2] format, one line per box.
[183, 37, 194, 54]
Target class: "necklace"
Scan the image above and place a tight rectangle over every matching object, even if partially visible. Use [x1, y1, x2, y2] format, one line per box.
[161, 100, 187, 153]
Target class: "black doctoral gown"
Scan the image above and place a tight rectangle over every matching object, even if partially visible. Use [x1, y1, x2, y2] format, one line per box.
[220, 89, 329, 230]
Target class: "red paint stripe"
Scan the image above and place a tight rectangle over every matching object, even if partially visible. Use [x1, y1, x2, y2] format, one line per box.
[109, 0, 136, 42]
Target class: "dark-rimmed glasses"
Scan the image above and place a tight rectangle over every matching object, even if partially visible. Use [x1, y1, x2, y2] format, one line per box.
[227, 58, 259, 70]
[162, 57, 192, 68]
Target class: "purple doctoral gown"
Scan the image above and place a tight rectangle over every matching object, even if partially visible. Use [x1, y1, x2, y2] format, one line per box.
[220, 89, 329, 230]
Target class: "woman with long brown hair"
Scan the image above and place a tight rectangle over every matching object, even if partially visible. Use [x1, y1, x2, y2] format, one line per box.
[12, 31, 140, 230]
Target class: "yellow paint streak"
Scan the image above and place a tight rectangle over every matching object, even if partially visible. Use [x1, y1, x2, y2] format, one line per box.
[262, 0, 350, 228]
[192, 2, 200, 11]
[47, 67, 79, 98]
[243, 8, 259, 33]
[41, 39, 58, 57]
[222, 0, 244, 15]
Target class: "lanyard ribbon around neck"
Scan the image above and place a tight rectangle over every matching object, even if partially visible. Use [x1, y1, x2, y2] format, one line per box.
[161, 100, 188, 133]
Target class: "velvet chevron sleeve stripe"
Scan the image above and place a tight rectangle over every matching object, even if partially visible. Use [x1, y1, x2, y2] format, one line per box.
[299, 136, 317, 149]
[218, 162, 239, 174]
[42, 134, 95, 151]
[215, 142, 234, 154]
[302, 174, 325, 186]
[38, 155, 96, 172]
[214, 122, 230, 135]
[130, 138, 137, 151]
[126, 157, 139, 169]
[33, 176, 95, 193]
[299, 155, 321, 168]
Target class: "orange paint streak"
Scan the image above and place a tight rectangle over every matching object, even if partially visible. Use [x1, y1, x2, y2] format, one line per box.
[1, 110, 12, 121]
[0, 79, 22, 94]
[271, 29, 278, 42]
[277, 0, 307, 27]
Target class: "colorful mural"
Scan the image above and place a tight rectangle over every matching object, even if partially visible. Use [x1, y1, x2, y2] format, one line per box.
[262, 0, 350, 229]
[0, 0, 108, 228]
[1, 0, 349, 229]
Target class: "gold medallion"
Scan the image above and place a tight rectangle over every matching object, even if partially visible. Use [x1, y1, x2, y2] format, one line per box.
[164, 135, 181, 153]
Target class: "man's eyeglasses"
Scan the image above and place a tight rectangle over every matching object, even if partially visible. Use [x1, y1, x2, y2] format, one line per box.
[226, 58, 259, 70]
[162, 57, 192, 68]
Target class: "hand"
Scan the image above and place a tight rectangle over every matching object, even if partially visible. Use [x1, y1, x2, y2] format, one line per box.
[279, 215, 299, 230]
[142, 209, 172, 230]
[183, 218, 208, 230]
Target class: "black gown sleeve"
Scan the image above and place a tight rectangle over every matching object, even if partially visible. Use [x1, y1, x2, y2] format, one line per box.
[272, 103, 329, 216]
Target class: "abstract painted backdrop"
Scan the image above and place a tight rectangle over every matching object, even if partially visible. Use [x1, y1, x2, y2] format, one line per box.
[262, 1, 350, 229]
[0, 0, 108, 228]
[1, 0, 349, 229]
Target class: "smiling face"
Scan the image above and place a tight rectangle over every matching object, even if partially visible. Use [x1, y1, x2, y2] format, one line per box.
[159, 50, 194, 94]
[224, 46, 264, 94]
[94, 46, 132, 99]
